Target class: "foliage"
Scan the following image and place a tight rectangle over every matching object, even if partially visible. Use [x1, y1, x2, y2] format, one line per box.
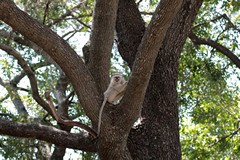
[0, 137, 36, 159]
[0, 0, 95, 159]
[179, 0, 240, 159]
[0, 0, 239, 159]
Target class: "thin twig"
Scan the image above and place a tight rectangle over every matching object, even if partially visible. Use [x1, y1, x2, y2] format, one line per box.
[47, 2, 85, 27]
[209, 127, 240, 147]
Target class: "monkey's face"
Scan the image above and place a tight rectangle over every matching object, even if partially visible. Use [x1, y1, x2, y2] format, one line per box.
[111, 74, 125, 85]
[114, 76, 121, 82]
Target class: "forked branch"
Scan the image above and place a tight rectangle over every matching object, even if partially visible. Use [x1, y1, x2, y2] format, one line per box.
[44, 92, 97, 138]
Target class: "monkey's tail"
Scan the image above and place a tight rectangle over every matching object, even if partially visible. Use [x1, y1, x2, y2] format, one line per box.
[98, 99, 107, 135]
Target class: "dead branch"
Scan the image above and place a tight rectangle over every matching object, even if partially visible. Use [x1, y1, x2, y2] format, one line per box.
[43, 0, 51, 24]
[44, 92, 97, 138]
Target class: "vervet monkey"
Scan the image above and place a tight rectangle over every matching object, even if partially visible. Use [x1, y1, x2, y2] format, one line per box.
[98, 73, 127, 135]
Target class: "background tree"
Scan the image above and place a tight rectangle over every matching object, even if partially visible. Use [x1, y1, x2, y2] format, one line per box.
[0, 0, 239, 159]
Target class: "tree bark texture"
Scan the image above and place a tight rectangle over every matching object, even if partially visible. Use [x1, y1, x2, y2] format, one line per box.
[117, 0, 203, 159]
[89, 0, 119, 93]
[0, 0, 100, 124]
[98, 0, 183, 159]
[0, 119, 97, 152]
[0, 0, 204, 159]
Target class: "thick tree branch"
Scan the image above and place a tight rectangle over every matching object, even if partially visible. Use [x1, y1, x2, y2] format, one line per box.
[0, 119, 97, 152]
[0, 44, 97, 137]
[116, 0, 145, 68]
[0, 0, 100, 123]
[117, 0, 203, 159]
[120, 0, 183, 128]
[189, 31, 240, 69]
[88, 0, 119, 92]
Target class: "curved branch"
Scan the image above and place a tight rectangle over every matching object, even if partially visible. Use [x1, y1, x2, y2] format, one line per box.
[189, 31, 240, 69]
[0, 0, 100, 123]
[0, 45, 97, 137]
[11, 61, 51, 85]
[0, 119, 97, 152]
[0, 44, 52, 115]
[45, 92, 97, 138]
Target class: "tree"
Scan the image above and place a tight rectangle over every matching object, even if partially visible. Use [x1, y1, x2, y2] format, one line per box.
[0, 0, 239, 159]
[179, 1, 240, 159]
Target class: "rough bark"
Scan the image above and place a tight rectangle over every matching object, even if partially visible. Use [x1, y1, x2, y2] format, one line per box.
[139, 1, 203, 159]
[0, 119, 97, 151]
[51, 147, 66, 160]
[98, 0, 183, 159]
[119, 0, 182, 132]
[116, 0, 203, 159]
[116, 0, 145, 68]
[0, 0, 204, 159]
[89, 0, 119, 93]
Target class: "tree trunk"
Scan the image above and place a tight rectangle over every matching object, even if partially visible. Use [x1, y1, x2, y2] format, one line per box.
[117, 0, 203, 159]
[0, 0, 204, 159]
[98, 132, 132, 160]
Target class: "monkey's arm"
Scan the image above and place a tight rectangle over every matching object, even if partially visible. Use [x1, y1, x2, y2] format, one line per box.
[45, 92, 97, 138]
[112, 81, 128, 103]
